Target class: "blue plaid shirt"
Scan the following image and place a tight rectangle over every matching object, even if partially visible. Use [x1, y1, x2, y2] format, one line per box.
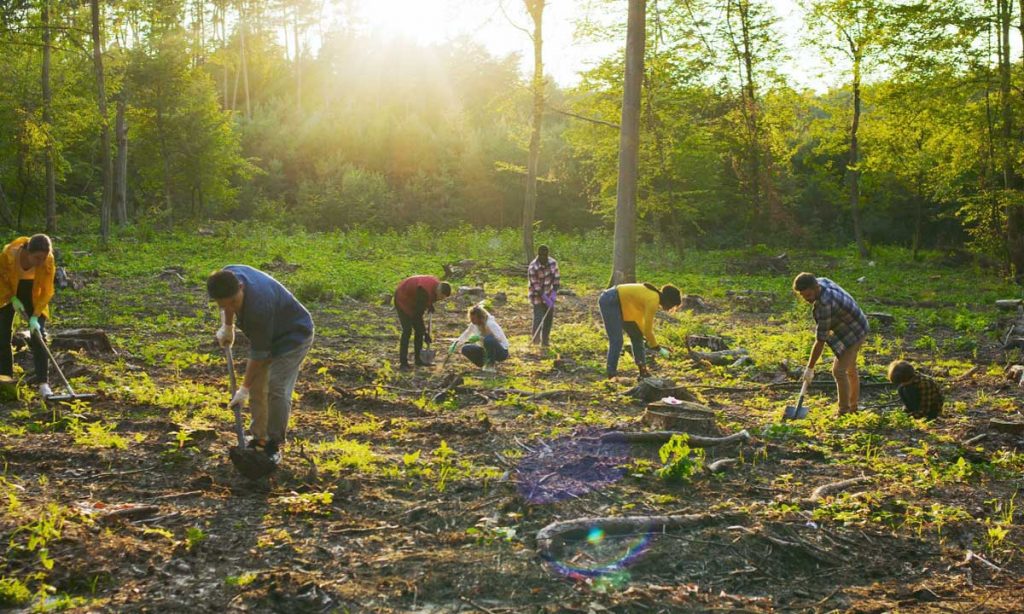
[812, 278, 868, 357]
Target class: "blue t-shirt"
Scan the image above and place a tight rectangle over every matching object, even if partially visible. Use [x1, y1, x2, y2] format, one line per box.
[226, 265, 313, 360]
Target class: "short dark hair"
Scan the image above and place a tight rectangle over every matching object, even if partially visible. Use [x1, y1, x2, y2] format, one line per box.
[207, 269, 241, 300]
[793, 272, 818, 292]
[26, 234, 51, 254]
[438, 282, 452, 298]
[887, 360, 915, 385]
[538, 244, 550, 255]
[469, 305, 488, 321]
[659, 284, 682, 310]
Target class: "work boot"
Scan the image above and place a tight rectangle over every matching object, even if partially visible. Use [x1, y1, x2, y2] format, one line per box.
[264, 440, 282, 464]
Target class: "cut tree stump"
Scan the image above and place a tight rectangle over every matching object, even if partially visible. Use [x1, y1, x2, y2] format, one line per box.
[600, 429, 751, 447]
[689, 349, 749, 366]
[49, 329, 115, 354]
[679, 295, 709, 312]
[989, 418, 1024, 435]
[643, 401, 720, 436]
[627, 377, 698, 404]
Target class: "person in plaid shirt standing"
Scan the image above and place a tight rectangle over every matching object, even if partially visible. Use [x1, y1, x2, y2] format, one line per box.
[793, 272, 870, 415]
[528, 245, 560, 347]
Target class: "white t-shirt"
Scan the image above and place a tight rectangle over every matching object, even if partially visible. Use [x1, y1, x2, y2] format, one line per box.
[454, 315, 509, 350]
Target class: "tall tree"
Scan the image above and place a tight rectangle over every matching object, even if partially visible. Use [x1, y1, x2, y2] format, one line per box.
[91, 0, 112, 240]
[41, 0, 56, 232]
[609, 0, 645, 286]
[805, 0, 888, 257]
[1006, 0, 1024, 280]
[521, 0, 545, 263]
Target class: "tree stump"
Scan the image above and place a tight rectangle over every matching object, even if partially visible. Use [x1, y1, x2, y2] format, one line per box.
[689, 349, 749, 366]
[49, 329, 115, 355]
[627, 377, 698, 404]
[643, 401, 720, 436]
[686, 334, 728, 352]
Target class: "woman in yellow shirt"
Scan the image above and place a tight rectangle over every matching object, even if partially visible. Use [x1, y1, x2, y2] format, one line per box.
[598, 282, 681, 378]
[0, 235, 56, 395]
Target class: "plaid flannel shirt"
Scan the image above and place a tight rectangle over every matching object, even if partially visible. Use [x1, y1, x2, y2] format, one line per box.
[898, 374, 944, 419]
[812, 278, 869, 357]
[527, 257, 560, 306]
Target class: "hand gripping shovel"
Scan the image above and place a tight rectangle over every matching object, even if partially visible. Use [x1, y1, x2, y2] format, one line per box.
[420, 313, 436, 366]
[225, 347, 277, 480]
[33, 328, 95, 402]
[783, 378, 811, 420]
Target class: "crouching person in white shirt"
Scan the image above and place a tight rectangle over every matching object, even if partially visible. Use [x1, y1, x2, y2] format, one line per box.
[448, 305, 509, 373]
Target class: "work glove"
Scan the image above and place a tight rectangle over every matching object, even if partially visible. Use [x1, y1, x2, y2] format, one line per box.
[28, 316, 40, 334]
[448, 341, 457, 355]
[467, 334, 481, 344]
[10, 296, 25, 317]
[801, 366, 814, 385]
[658, 347, 670, 359]
[229, 385, 249, 409]
[216, 324, 234, 348]
[542, 291, 556, 309]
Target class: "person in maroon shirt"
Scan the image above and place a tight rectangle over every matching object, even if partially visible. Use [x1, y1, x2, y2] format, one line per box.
[394, 275, 451, 369]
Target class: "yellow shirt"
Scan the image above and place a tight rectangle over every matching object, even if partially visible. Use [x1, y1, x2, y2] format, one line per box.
[13, 247, 35, 280]
[616, 283, 661, 347]
[0, 238, 55, 317]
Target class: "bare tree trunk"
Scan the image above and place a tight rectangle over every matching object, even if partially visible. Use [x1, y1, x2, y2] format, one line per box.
[609, 0, 645, 287]
[1008, 0, 1024, 281]
[91, 0, 112, 242]
[114, 95, 128, 225]
[738, 0, 762, 236]
[848, 49, 868, 258]
[0, 182, 15, 227]
[42, 0, 57, 233]
[522, 0, 544, 264]
[239, 5, 251, 119]
[294, 4, 302, 112]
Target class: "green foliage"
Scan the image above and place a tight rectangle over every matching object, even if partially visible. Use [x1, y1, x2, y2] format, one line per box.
[656, 434, 706, 482]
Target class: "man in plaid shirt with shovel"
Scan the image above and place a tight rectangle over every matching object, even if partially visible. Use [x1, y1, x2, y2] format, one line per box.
[528, 245, 560, 347]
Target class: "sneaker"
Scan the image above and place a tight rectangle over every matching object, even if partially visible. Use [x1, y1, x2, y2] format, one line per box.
[264, 440, 282, 464]
[482, 363, 496, 374]
[38, 383, 53, 398]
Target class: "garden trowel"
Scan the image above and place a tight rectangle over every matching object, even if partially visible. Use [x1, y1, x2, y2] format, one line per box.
[782, 378, 810, 420]
[225, 347, 277, 480]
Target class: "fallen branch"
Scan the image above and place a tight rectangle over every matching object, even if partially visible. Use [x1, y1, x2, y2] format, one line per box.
[809, 476, 873, 502]
[536, 512, 741, 555]
[600, 429, 751, 447]
[706, 458, 739, 472]
[963, 433, 988, 447]
[958, 550, 1013, 575]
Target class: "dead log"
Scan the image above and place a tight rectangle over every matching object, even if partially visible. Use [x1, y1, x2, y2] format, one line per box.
[49, 329, 115, 354]
[705, 458, 738, 472]
[809, 476, 873, 502]
[457, 286, 485, 298]
[600, 429, 751, 447]
[686, 334, 728, 352]
[995, 299, 1023, 311]
[536, 512, 741, 554]
[867, 312, 895, 326]
[443, 259, 476, 280]
[989, 418, 1024, 435]
[689, 349, 749, 366]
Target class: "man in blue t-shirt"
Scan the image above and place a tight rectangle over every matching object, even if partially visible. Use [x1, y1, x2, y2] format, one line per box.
[207, 266, 314, 464]
[793, 272, 869, 416]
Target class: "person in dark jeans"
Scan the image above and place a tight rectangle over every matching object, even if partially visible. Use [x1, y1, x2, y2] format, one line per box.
[528, 245, 560, 347]
[449, 305, 510, 372]
[393, 275, 452, 369]
[0, 234, 55, 397]
[598, 282, 681, 379]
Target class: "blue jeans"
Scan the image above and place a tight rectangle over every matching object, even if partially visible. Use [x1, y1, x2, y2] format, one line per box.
[249, 333, 313, 443]
[532, 303, 554, 345]
[461, 335, 509, 367]
[599, 288, 646, 377]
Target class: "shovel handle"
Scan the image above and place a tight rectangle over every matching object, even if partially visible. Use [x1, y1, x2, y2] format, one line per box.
[224, 347, 246, 448]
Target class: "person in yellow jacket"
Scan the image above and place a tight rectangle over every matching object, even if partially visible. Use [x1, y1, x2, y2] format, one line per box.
[598, 282, 681, 379]
[0, 235, 55, 396]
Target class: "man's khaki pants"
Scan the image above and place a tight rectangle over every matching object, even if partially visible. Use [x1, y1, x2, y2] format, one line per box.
[832, 339, 864, 414]
[248, 336, 313, 443]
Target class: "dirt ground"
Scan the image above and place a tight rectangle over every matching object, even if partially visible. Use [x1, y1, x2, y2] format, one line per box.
[1, 281, 1023, 613]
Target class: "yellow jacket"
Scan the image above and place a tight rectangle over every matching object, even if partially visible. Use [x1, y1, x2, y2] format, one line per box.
[617, 283, 660, 347]
[0, 237, 55, 317]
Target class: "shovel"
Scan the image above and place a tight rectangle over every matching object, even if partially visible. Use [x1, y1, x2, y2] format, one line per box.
[224, 347, 277, 480]
[420, 313, 436, 366]
[783, 378, 811, 420]
[33, 327, 95, 402]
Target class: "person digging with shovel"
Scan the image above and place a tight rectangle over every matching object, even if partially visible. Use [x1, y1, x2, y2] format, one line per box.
[599, 283, 681, 380]
[208, 266, 314, 468]
[793, 272, 869, 417]
[448, 304, 509, 373]
[528, 244, 560, 347]
[0, 234, 55, 398]
[394, 275, 451, 370]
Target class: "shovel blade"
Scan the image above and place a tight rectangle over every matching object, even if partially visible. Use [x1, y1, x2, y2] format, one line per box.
[46, 393, 96, 402]
[420, 348, 436, 366]
[229, 446, 277, 480]
[782, 404, 810, 420]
